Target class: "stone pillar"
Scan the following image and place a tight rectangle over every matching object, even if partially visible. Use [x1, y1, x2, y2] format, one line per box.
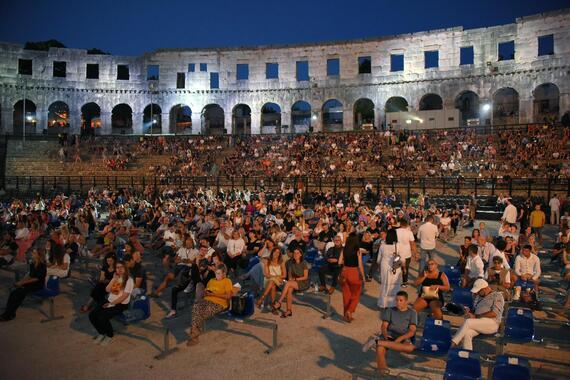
[519, 97, 533, 124]
[1, 106, 12, 134]
[251, 111, 261, 135]
[343, 108, 354, 131]
[376, 107, 385, 130]
[281, 110, 291, 131]
[70, 111, 82, 136]
[560, 93, 570, 121]
[312, 110, 322, 132]
[224, 111, 233, 135]
[101, 111, 112, 135]
[161, 113, 169, 135]
[191, 113, 201, 135]
[132, 112, 143, 135]
[35, 108, 47, 135]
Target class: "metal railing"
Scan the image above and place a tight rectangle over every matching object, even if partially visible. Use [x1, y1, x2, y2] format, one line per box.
[3, 175, 569, 201]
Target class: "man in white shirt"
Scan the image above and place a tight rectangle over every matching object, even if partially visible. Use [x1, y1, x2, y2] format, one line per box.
[501, 198, 518, 225]
[514, 244, 541, 292]
[488, 240, 511, 270]
[463, 245, 484, 288]
[153, 237, 197, 297]
[549, 194, 560, 225]
[225, 230, 246, 274]
[396, 219, 417, 287]
[417, 215, 439, 272]
[161, 223, 179, 267]
[476, 236, 498, 266]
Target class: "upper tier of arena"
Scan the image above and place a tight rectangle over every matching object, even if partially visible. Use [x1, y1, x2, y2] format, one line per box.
[0, 9, 569, 135]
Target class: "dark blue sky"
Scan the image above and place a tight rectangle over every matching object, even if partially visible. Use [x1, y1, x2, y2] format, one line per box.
[0, 0, 567, 56]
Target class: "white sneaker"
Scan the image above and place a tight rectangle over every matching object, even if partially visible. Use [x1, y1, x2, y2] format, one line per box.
[100, 337, 114, 346]
[92, 335, 105, 344]
[166, 310, 177, 319]
[362, 335, 379, 352]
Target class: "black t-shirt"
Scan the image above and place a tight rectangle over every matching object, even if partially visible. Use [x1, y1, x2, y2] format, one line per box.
[343, 233, 361, 268]
[325, 246, 342, 267]
[30, 262, 47, 284]
[283, 218, 295, 232]
[287, 239, 307, 254]
[130, 262, 146, 290]
[359, 239, 373, 255]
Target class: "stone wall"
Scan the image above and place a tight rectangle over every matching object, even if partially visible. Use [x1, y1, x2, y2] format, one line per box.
[0, 9, 569, 135]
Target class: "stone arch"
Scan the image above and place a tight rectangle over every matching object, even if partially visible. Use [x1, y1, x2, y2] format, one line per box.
[112, 103, 133, 134]
[201, 104, 225, 135]
[353, 98, 375, 130]
[232, 104, 251, 135]
[291, 100, 311, 133]
[419, 93, 443, 111]
[143, 103, 162, 134]
[533, 83, 560, 123]
[493, 87, 519, 125]
[13, 99, 37, 136]
[454, 91, 480, 124]
[81, 102, 101, 136]
[385, 97, 408, 112]
[170, 104, 192, 134]
[47, 101, 70, 135]
[261, 102, 281, 134]
[322, 99, 343, 132]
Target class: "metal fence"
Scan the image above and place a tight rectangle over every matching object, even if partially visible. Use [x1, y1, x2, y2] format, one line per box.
[3, 175, 569, 200]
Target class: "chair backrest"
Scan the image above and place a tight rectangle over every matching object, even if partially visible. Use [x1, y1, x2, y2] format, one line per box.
[443, 265, 461, 287]
[504, 308, 534, 342]
[46, 276, 60, 293]
[420, 318, 452, 355]
[444, 348, 482, 380]
[492, 355, 531, 380]
[452, 287, 474, 310]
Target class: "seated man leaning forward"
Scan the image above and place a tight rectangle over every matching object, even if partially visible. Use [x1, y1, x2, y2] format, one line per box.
[362, 291, 417, 375]
[451, 279, 504, 351]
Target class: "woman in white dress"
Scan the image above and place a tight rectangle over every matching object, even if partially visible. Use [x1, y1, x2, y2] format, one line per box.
[377, 230, 403, 311]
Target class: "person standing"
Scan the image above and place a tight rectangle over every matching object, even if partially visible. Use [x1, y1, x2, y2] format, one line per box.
[339, 223, 365, 323]
[377, 230, 403, 311]
[549, 194, 560, 225]
[529, 204, 546, 244]
[502, 198, 518, 225]
[396, 219, 416, 287]
[417, 215, 439, 273]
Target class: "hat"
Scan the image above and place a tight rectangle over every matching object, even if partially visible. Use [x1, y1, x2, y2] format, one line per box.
[471, 279, 488, 293]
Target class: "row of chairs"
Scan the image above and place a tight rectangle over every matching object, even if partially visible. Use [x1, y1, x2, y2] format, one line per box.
[444, 349, 530, 380]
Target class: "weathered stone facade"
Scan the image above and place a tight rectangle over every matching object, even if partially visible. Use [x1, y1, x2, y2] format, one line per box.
[0, 9, 569, 135]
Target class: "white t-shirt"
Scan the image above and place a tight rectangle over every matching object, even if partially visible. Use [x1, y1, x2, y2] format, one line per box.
[176, 247, 198, 265]
[417, 222, 438, 250]
[396, 227, 415, 259]
[489, 250, 511, 270]
[163, 230, 178, 247]
[227, 238, 246, 258]
[466, 255, 484, 279]
[549, 197, 560, 211]
[502, 204, 518, 224]
[108, 277, 134, 305]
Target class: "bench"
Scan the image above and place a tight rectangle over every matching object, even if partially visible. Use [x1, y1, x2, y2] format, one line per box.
[32, 275, 65, 323]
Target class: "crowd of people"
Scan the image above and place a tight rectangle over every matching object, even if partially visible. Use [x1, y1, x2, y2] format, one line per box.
[47, 125, 570, 180]
[0, 184, 568, 373]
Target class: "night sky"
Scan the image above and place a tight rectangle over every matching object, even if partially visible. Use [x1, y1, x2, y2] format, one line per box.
[0, 0, 568, 56]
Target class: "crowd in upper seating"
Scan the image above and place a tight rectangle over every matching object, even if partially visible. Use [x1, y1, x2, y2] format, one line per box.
[0, 185, 568, 372]
[48, 125, 570, 179]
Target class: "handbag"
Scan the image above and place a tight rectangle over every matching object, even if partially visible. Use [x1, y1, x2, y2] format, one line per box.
[230, 292, 248, 315]
[421, 286, 439, 300]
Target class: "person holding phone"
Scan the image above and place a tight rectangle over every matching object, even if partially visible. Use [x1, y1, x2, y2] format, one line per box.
[88, 260, 133, 345]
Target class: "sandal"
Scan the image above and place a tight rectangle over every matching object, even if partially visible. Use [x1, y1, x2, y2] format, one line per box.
[255, 299, 263, 309]
[280, 310, 292, 318]
[273, 301, 282, 311]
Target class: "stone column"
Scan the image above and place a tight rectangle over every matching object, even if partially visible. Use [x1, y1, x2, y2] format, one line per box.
[1, 106, 12, 134]
[250, 111, 261, 135]
[519, 97, 533, 124]
[281, 110, 291, 133]
[70, 111, 82, 136]
[191, 113, 201, 135]
[132, 112, 143, 135]
[312, 110, 322, 132]
[161, 113, 169, 135]
[35, 108, 47, 135]
[101, 111, 112, 135]
[376, 107, 385, 130]
[560, 93, 570, 121]
[343, 108, 354, 131]
[224, 111, 233, 135]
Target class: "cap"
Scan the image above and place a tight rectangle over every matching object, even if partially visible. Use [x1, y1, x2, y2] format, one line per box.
[471, 279, 488, 293]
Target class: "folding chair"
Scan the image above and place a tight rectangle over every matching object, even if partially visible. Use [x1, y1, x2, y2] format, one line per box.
[33, 276, 64, 323]
[443, 348, 482, 380]
[492, 355, 531, 380]
[418, 318, 452, 355]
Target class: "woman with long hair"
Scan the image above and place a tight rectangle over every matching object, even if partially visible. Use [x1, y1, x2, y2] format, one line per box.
[257, 247, 286, 313]
[340, 222, 366, 323]
[89, 260, 134, 345]
[0, 248, 47, 321]
[273, 248, 309, 318]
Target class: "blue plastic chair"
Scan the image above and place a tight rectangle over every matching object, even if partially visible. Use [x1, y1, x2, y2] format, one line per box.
[228, 293, 255, 319]
[443, 265, 461, 287]
[419, 318, 452, 355]
[452, 287, 474, 310]
[492, 355, 531, 380]
[444, 348, 482, 380]
[117, 295, 151, 324]
[504, 308, 534, 342]
[305, 247, 319, 264]
[33, 276, 64, 323]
